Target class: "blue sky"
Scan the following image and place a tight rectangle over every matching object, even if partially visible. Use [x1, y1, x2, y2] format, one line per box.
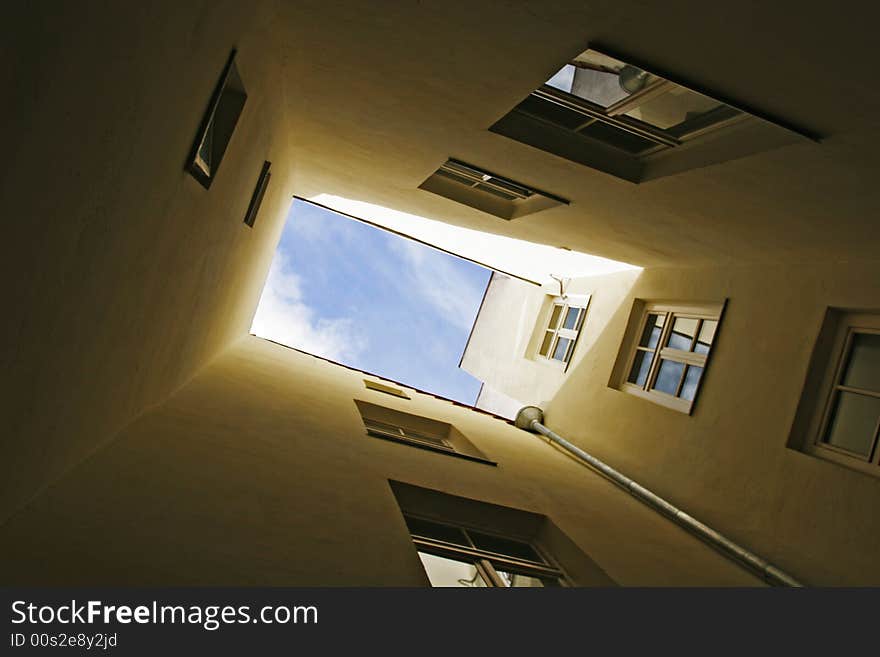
[251, 199, 491, 404]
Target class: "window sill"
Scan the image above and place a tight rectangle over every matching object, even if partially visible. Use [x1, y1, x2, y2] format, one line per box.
[798, 443, 879, 480]
[534, 356, 569, 371]
[619, 382, 693, 414]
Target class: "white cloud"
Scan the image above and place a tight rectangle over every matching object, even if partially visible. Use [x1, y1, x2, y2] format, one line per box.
[390, 239, 484, 331]
[250, 250, 366, 362]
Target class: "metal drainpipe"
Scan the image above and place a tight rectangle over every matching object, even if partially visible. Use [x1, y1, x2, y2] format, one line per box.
[514, 406, 804, 587]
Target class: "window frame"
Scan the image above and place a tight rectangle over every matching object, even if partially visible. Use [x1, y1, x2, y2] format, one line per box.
[405, 514, 567, 587]
[243, 160, 271, 227]
[356, 402, 496, 466]
[363, 417, 456, 454]
[186, 49, 247, 189]
[533, 72, 745, 157]
[804, 313, 880, 475]
[618, 300, 725, 414]
[536, 296, 590, 370]
[419, 158, 569, 220]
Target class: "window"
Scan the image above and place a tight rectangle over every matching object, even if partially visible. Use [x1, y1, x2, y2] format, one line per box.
[390, 480, 615, 586]
[418, 159, 568, 220]
[355, 401, 495, 465]
[186, 50, 247, 189]
[490, 47, 808, 182]
[537, 296, 589, 368]
[364, 417, 454, 453]
[363, 379, 410, 399]
[797, 312, 880, 475]
[404, 515, 565, 587]
[615, 300, 725, 413]
[243, 161, 271, 227]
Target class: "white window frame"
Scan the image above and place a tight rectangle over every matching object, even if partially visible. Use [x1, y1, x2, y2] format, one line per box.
[619, 300, 725, 414]
[536, 295, 590, 370]
[804, 312, 880, 476]
[536, 66, 745, 156]
[363, 417, 455, 453]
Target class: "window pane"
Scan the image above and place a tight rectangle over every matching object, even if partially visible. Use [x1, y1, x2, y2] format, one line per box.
[841, 333, 880, 392]
[624, 86, 723, 129]
[628, 350, 654, 387]
[667, 316, 699, 351]
[653, 359, 685, 395]
[548, 305, 563, 330]
[694, 320, 717, 355]
[417, 552, 488, 587]
[639, 313, 665, 348]
[545, 64, 576, 93]
[539, 331, 555, 356]
[546, 50, 658, 108]
[823, 392, 880, 458]
[553, 337, 571, 362]
[563, 307, 581, 330]
[404, 516, 469, 546]
[679, 365, 704, 402]
[467, 531, 544, 563]
[571, 66, 631, 107]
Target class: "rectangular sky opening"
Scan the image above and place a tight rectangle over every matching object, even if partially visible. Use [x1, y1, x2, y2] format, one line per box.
[251, 198, 492, 405]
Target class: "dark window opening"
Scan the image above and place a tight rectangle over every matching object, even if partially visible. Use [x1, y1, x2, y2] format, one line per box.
[186, 50, 247, 189]
[243, 161, 271, 227]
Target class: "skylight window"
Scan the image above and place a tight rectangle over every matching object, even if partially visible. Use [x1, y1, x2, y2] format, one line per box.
[490, 46, 811, 182]
[419, 159, 569, 220]
[543, 50, 726, 131]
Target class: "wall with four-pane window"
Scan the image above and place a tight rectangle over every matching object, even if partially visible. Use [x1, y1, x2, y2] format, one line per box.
[541, 260, 880, 585]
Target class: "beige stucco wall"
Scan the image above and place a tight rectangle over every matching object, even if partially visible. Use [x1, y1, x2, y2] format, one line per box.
[0, 336, 764, 586]
[0, 2, 294, 522]
[270, 2, 880, 269]
[462, 271, 642, 412]
[2, 0, 877, 589]
[462, 274, 561, 409]
[470, 261, 880, 585]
